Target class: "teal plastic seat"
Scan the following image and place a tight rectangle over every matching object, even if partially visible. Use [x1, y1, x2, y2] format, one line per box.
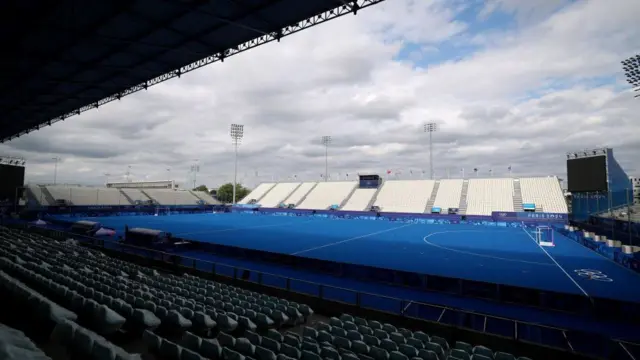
[235, 338, 256, 356]
[261, 338, 281, 353]
[218, 332, 236, 348]
[370, 346, 389, 360]
[201, 339, 223, 359]
[302, 341, 321, 354]
[380, 339, 398, 352]
[245, 330, 262, 346]
[494, 352, 515, 360]
[301, 350, 321, 360]
[399, 344, 418, 358]
[406, 338, 424, 350]
[454, 342, 473, 354]
[333, 336, 351, 350]
[160, 339, 183, 360]
[329, 317, 343, 328]
[347, 330, 363, 342]
[390, 333, 406, 345]
[340, 314, 355, 323]
[413, 332, 430, 344]
[254, 346, 277, 360]
[182, 347, 206, 360]
[352, 340, 370, 355]
[390, 350, 409, 360]
[450, 349, 471, 360]
[382, 324, 397, 333]
[417, 349, 438, 360]
[303, 327, 318, 340]
[472, 346, 493, 359]
[321, 346, 340, 360]
[281, 343, 301, 359]
[181, 332, 202, 352]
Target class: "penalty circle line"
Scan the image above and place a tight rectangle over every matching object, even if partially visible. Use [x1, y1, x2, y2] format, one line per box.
[423, 230, 556, 266]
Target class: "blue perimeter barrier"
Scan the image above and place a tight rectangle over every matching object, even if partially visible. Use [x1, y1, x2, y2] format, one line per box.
[9, 222, 638, 359]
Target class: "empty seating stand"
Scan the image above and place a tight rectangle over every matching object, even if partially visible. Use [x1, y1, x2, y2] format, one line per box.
[300, 314, 534, 360]
[0, 226, 315, 360]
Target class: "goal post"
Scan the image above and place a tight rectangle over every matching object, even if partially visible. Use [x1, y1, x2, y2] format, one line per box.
[535, 226, 555, 247]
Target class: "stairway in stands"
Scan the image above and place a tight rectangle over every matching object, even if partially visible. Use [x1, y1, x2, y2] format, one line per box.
[139, 190, 155, 204]
[118, 189, 135, 205]
[366, 181, 384, 210]
[38, 185, 56, 206]
[513, 179, 524, 212]
[339, 184, 359, 209]
[424, 181, 440, 213]
[295, 183, 318, 207]
[458, 180, 469, 215]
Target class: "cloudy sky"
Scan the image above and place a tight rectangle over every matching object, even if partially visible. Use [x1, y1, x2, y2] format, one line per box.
[1, 0, 639, 189]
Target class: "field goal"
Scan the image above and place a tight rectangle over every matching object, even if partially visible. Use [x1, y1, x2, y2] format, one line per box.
[154, 207, 171, 216]
[535, 226, 555, 247]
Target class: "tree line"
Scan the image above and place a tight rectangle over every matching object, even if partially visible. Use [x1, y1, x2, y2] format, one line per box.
[193, 183, 251, 204]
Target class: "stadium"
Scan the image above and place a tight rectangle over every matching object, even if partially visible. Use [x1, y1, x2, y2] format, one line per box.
[0, 1, 639, 360]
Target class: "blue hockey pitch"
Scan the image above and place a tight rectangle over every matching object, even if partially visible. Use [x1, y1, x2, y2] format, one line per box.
[71, 212, 640, 303]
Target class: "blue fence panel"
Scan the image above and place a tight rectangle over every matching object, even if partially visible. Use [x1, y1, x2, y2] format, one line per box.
[261, 273, 288, 290]
[405, 302, 443, 322]
[323, 286, 358, 305]
[290, 279, 320, 297]
[486, 317, 516, 338]
[359, 293, 402, 314]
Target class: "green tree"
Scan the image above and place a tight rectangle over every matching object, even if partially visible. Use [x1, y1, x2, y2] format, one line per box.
[216, 183, 251, 203]
[193, 184, 209, 193]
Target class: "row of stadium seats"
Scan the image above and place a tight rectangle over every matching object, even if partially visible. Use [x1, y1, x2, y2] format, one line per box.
[0, 226, 537, 360]
[240, 177, 567, 215]
[24, 184, 219, 206]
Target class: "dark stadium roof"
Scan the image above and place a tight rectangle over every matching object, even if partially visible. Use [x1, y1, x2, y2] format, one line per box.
[0, 0, 384, 143]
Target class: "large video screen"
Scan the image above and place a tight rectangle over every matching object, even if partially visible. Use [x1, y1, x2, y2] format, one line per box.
[567, 156, 607, 193]
[0, 164, 25, 202]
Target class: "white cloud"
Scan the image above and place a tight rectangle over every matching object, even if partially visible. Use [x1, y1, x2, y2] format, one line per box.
[1, 0, 639, 189]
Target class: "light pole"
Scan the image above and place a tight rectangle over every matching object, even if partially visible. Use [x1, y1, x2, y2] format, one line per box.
[190, 160, 200, 189]
[125, 165, 132, 182]
[231, 124, 244, 204]
[424, 123, 437, 180]
[622, 54, 640, 98]
[322, 136, 331, 182]
[52, 157, 60, 184]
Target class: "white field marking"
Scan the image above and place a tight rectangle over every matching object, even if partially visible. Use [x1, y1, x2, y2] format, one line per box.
[521, 226, 590, 298]
[175, 219, 316, 236]
[422, 230, 556, 266]
[291, 224, 414, 255]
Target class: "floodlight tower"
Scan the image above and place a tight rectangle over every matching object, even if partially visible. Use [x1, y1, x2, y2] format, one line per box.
[231, 124, 244, 204]
[52, 157, 60, 185]
[321, 136, 332, 182]
[424, 123, 437, 180]
[622, 54, 640, 98]
[190, 160, 200, 189]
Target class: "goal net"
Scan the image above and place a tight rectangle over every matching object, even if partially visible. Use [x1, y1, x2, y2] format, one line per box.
[154, 207, 171, 216]
[535, 226, 555, 247]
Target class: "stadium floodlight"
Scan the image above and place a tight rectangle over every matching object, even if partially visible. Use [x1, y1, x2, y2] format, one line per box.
[52, 157, 60, 185]
[424, 123, 437, 180]
[231, 124, 244, 204]
[621, 54, 640, 98]
[322, 136, 332, 182]
[190, 159, 200, 189]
